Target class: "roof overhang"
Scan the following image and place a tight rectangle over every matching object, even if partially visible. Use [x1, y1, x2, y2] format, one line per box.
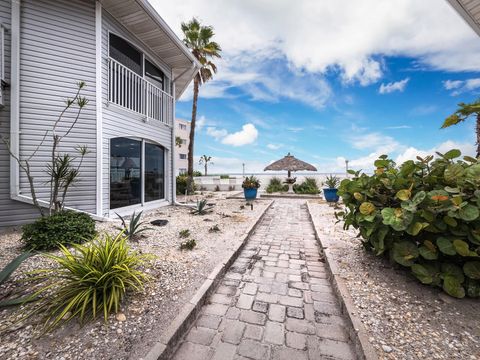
[447, 0, 480, 37]
[100, 0, 200, 99]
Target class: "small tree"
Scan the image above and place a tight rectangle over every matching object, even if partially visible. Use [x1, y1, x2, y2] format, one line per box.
[442, 99, 480, 158]
[175, 136, 183, 148]
[1, 81, 89, 216]
[199, 155, 213, 176]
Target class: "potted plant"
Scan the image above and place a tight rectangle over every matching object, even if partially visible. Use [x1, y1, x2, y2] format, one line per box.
[242, 175, 260, 200]
[323, 175, 340, 202]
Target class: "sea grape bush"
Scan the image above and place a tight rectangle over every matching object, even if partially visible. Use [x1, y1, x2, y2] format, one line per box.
[336, 149, 480, 298]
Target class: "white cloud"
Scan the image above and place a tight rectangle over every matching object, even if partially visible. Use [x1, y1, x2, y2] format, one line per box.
[267, 143, 282, 150]
[222, 123, 259, 146]
[443, 78, 480, 95]
[206, 127, 227, 139]
[409, 105, 437, 116]
[443, 80, 463, 90]
[206, 123, 259, 146]
[385, 125, 411, 129]
[379, 78, 410, 94]
[152, 0, 480, 93]
[286, 127, 304, 132]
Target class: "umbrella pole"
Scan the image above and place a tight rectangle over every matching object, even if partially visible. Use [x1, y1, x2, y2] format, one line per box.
[288, 170, 291, 178]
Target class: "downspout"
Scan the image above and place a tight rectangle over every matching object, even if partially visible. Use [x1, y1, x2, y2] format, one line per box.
[172, 63, 198, 207]
[8, 0, 106, 221]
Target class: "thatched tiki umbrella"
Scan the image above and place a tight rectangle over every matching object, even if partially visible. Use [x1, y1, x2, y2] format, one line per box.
[264, 153, 317, 193]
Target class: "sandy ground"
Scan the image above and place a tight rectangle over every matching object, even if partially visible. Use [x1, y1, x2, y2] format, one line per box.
[0, 192, 271, 360]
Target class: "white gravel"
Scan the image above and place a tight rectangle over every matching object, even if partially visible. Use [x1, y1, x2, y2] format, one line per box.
[0, 192, 271, 360]
[308, 200, 480, 360]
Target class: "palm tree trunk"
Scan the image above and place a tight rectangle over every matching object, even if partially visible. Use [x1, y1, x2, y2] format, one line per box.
[187, 76, 199, 192]
[477, 114, 480, 158]
[204, 163, 208, 176]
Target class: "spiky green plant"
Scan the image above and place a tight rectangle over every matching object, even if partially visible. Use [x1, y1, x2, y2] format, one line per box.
[0, 251, 37, 308]
[191, 199, 214, 215]
[25, 233, 152, 332]
[179, 229, 191, 238]
[116, 211, 152, 241]
[324, 175, 340, 189]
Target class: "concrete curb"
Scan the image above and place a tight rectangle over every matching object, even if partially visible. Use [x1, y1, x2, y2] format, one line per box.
[143, 200, 275, 360]
[306, 202, 379, 360]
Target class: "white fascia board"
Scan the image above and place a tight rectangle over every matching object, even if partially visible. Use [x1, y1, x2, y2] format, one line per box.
[447, 0, 480, 37]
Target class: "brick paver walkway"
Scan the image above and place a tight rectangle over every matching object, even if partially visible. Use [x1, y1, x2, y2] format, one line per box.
[172, 200, 357, 360]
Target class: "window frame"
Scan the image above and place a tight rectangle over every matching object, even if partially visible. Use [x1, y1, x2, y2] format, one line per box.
[109, 137, 166, 211]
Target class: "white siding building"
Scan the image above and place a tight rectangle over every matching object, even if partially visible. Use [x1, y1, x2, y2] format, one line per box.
[174, 118, 190, 175]
[0, 0, 200, 227]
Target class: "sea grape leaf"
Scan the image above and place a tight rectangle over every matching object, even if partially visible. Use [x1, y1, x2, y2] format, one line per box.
[359, 202, 375, 215]
[381, 208, 414, 231]
[452, 239, 471, 257]
[437, 237, 456, 256]
[464, 262, 480, 279]
[392, 241, 419, 267]
[396, 189, 411, 201]
[443, 149, 461, 160]
[443, 216, 457, 227]
[444, 164, 465, 183]
[411, 264, 433, 284]
[419, 240, 438, 260]
[443, 275, 465, 298]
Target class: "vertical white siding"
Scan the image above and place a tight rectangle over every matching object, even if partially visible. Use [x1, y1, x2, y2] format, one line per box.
[101, 10, 173, 214]
[0, 0, 39, 227]
[18, 0, 97, 213]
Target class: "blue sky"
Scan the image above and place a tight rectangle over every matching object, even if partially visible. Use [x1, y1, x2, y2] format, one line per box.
[153, 0, 479, 174]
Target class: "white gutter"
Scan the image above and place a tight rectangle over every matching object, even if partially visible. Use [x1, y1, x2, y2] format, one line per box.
[10, 0, 20, 198]
[95, 0, 103, 217]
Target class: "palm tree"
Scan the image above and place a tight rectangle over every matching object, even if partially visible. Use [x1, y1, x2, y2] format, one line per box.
[442, 99, 480, 157]
[175, 136, 183, 148]
[181, 18, 221, 190]
[199, 155, 213, 176]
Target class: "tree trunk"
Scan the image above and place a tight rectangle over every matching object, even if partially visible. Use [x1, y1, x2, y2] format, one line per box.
[187, 76, 200, 192]
[204, 163, 208, 176]
[477, 114, 480, 158]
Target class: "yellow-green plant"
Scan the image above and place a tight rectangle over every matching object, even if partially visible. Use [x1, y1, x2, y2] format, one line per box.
[26, 233, 151, 332]
[337, 150, 480, 298]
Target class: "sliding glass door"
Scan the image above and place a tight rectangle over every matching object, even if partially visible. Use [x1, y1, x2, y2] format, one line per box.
[110, 137, 165, 210]
[145, 142, 165, 202]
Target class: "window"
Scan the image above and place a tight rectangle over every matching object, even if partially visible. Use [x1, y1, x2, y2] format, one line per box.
[110, 137, 165, 209]
[178, 168, 187, 175]
[179, 154, 187, 160]
[182, 139, 187, 145]
[109, 33, 142, 75]
[179, 124, 187, 130]
[145, 59, 164, 91]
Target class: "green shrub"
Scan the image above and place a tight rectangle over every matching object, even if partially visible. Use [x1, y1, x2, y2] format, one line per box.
[337, 150, 480, 298]
[27, 233, 151, 332]
[22, 211, 96, 250]
[180, 239, 196, 250]
[176, 175, 196, 195]
[294, 177, 320, 194]
[324, 174, 340, 188]
[179, 229, 190, 238]
[266, 177, 288, 193]
[193, 170, 203, 177]
[220, 174, 229, 179]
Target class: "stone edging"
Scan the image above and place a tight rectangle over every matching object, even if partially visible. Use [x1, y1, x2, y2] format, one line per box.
[306, 202, 379, 360]
[143, 200, 275, 360]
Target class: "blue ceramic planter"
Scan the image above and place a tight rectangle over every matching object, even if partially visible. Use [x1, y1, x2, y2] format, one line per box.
[244, 188, 258, 201]
[323, 188, 339, 202]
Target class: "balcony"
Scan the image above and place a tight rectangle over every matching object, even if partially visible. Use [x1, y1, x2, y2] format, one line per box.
[107, 58, 174, 126]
